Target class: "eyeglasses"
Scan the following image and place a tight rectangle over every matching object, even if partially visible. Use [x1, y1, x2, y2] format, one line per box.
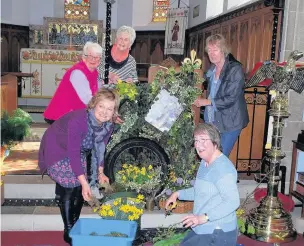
[84, 54, 101, 61]
[194, 139, 211, 145]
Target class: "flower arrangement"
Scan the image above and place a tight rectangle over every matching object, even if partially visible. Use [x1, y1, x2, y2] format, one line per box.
[95, 194, 145, 221]
[115, 164, 162, 197]
[105, 51, 204, 207]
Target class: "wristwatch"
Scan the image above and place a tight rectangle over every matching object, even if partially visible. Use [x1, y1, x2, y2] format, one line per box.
[204, 213, 209, 221]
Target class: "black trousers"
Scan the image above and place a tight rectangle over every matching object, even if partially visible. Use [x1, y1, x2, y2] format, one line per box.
[55, 183, 84, 245]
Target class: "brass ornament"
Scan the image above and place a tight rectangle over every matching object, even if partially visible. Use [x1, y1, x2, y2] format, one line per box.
[182, 50, 202, 69]
[243, 51, 304, 243]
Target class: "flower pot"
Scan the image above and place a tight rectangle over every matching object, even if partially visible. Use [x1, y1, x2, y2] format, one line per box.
[145, 198, 155, 211]
[101, 191, 138, 203]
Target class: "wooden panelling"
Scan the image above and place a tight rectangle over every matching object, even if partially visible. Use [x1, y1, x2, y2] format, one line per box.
[1, 75, 18, 115]
[187, 1, 282, 75]
[1, 24, 29, 73]
[131, 31, 165, 65]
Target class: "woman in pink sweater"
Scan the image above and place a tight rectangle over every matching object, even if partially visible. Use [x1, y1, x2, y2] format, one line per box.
[44, 42, 103, 123]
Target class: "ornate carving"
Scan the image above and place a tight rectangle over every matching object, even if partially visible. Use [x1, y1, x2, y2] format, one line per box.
[245, 93, 268, 105]
[240, 21, 248, 41]
[188, 0, 265, 32]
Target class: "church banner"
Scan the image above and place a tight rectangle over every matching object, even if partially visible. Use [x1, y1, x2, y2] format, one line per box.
[164, 8, 189, 55]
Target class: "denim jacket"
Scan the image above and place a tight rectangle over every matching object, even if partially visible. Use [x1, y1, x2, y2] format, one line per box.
[205, 54, 249, 133]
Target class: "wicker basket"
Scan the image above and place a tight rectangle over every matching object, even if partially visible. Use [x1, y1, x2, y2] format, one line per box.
[158, 199, 193, 213]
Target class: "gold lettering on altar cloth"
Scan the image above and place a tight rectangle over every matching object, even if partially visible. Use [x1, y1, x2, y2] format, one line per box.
[21, 49, 82, 64]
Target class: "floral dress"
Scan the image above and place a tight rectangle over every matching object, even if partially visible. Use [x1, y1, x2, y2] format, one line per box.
[47, 131, 93, 188]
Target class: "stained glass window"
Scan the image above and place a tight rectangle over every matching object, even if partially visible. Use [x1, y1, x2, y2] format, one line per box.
[152, 0, 170, 22]
[64, 0, 90, 20]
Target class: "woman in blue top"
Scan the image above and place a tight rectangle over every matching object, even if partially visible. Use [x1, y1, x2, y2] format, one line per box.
[193, 34, 249, 157]
[165, 123, 240, 246]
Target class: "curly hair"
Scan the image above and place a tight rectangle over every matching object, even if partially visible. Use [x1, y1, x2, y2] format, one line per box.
[87, 88, 120, 120]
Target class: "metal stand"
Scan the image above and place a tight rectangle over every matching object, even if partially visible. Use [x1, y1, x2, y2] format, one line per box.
[103, 0, 115, 84]
[244, 92, 297, 243]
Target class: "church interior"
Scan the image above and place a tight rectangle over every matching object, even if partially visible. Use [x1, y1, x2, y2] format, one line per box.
[1, 0, 304, 245]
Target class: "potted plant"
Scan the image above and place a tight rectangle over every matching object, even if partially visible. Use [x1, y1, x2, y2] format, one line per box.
[1, 108, 33, 150]
[1, 108, 33, 204]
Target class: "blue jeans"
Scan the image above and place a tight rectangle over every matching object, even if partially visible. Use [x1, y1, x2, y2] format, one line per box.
[181, 229, 238, 246]
[220, 129, 242, 156]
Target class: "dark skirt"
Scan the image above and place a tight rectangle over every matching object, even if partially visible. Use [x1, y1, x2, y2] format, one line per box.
[181, 228, 238, 246]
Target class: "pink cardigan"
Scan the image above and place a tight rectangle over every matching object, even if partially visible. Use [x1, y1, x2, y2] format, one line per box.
[44, 61, 98, 120]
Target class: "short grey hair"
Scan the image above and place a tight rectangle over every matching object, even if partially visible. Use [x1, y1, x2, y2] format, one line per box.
[205, 34, 231, 56]
[116, 25, 136, 46]
[83, 42, 102, 58]
[194, 123, 222, 150]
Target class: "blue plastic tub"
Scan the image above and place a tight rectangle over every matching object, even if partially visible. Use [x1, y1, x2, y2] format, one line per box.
[70, 218, 138, 246]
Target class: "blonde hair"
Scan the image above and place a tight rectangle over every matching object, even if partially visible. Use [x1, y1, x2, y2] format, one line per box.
[87, 88, 120, 121]
[205, 34, 230, 56]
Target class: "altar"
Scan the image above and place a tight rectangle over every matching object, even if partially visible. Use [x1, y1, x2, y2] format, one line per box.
[20, 48, 82, 98]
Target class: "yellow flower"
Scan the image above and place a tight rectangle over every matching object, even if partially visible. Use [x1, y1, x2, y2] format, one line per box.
[148, 165, 153, 170]
[236, 209, 245, 217]
[122, 164, 128, 169]
[137, 194, 144, 201]
[108, 210, 115, 217]
[113, 200, 119, 206]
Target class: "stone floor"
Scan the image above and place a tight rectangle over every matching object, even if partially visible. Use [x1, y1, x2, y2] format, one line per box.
[2, 142, 40, 174]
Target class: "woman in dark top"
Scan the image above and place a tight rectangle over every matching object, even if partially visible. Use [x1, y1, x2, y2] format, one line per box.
[193, 34, 249, 157]
[38, 88, 119, 245]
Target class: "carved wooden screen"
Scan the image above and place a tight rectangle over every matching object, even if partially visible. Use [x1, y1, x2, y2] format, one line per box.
[64, 0, 90, 20]
[187, 1, 282, 180]
[152, 0, 170, 22]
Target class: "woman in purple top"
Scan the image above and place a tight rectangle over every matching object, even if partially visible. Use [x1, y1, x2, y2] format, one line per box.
[38, 88, 120, 245]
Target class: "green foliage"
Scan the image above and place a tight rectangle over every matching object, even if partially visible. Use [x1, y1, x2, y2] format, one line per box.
[107, 63, 203, 192]
[116, 79, 138, 101]
[153, 226, 189, 246]
[1, 108, 33, 148]
[247, 224, 256, 235]
[237, 218, 246, 233]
